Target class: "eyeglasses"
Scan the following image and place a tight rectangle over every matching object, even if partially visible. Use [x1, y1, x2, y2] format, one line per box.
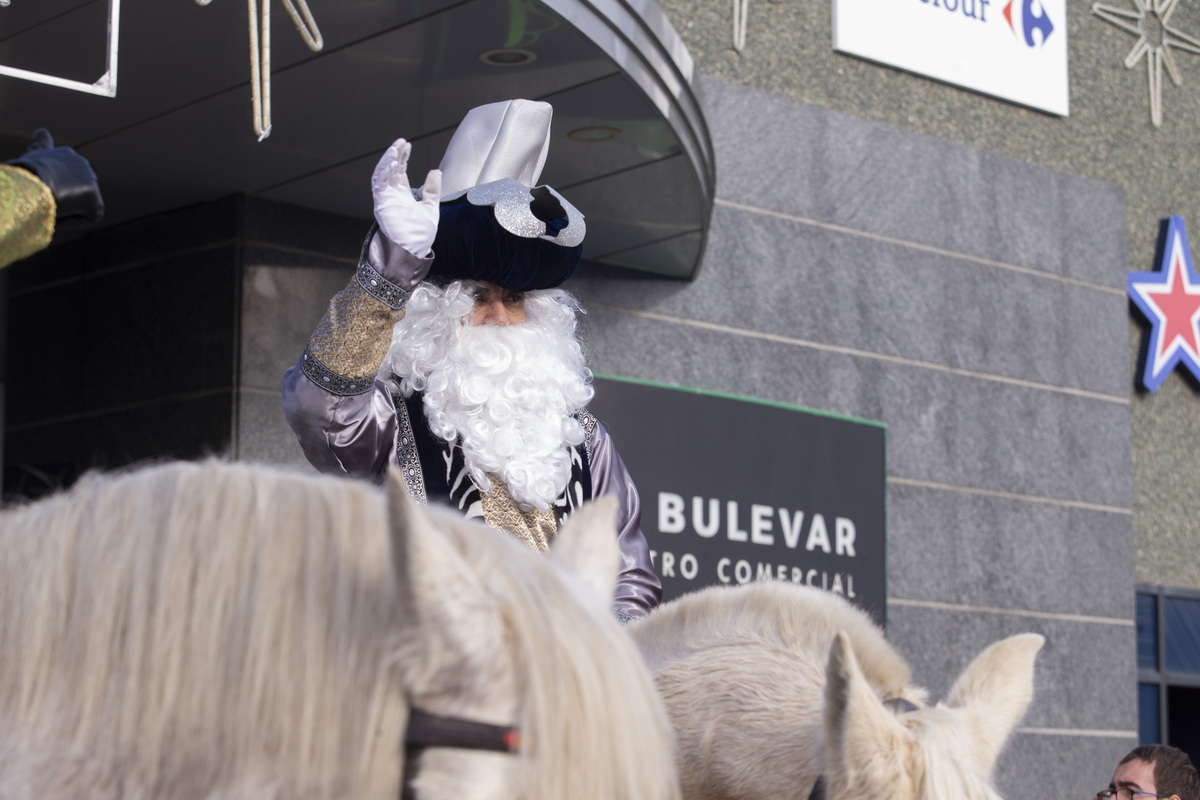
[1097, 789, 1171, 800]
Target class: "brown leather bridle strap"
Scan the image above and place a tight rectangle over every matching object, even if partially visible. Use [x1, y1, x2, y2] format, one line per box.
[401, 708, 521, 800]
[405, 708, 521, 753]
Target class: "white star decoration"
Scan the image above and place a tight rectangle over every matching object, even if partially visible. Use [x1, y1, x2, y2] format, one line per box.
[1093, 0, 1200, 127]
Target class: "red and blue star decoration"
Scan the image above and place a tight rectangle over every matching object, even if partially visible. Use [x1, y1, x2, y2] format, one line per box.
[1128, 215, 1200, 392]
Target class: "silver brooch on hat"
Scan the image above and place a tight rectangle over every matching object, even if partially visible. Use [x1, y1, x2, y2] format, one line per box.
[466, 178, 586, 248]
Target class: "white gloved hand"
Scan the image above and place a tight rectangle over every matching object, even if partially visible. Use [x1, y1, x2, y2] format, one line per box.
[371, 138, 442, 258]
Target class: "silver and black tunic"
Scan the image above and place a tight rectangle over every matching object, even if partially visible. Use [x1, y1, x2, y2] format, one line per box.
[281, 224, 661, 621]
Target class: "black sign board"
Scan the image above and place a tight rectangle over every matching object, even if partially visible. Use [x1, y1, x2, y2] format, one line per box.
[589, 376, 888, 625]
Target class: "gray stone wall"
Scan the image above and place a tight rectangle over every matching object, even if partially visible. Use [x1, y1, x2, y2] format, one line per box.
[565, 76, 1135, 797]
[234, 200, 365, 467]
[653, 0, 1200, 591]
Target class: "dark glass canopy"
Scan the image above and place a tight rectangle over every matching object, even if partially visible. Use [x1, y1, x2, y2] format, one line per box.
[0, 0, 713, 278]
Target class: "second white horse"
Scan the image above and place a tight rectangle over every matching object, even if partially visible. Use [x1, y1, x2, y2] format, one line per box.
[630, 581, 1043, 800]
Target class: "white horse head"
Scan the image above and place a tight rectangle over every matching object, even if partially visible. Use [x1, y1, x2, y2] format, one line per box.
[825, 629, 1045, 800]
[630, 581, 1042, 800]
[0, 460, 679, 800]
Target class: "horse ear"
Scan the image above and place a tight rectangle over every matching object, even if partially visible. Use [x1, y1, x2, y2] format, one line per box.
[549, 496, 619, 613]
[384, 468, 488, 636]
[824, 632, 908, 799]
[944, 633, 1044, 772]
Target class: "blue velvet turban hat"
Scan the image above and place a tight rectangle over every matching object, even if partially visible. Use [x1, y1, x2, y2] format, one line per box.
[428, 197, 583, 291]
[427, 99, 585, 291]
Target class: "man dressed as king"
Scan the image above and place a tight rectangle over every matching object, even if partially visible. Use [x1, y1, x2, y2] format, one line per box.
[282, 99, 661, 621]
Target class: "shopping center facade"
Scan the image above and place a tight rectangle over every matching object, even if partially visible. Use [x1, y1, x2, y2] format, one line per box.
[4, 0, 1200, 792]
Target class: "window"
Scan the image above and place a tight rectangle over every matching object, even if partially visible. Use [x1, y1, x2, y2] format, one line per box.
[1137, 584, 1200, 764]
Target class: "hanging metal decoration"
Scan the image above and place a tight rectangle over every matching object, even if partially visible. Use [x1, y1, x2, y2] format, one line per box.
[732, 0, 748, 52]
[1092, 0, 1200, 127]
[197, 0, 324, 141]
[0, 0, 121, 97]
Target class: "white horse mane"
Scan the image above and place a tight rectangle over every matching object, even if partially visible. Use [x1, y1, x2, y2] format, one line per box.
[632, 581, 923, 706]
[0, 460, 679, 800]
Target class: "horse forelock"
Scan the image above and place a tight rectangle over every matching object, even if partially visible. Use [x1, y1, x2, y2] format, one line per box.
[0, 460, 408, 800]
[824, 707, 1005, 800]
[424, 516, 680, 800]
[902, 710, 1007, 800]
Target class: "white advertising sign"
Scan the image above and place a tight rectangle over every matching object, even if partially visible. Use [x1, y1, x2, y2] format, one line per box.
[833, 0, 1069, 116]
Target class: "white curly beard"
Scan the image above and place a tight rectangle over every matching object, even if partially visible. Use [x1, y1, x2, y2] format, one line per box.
[383, 281, 594, 512]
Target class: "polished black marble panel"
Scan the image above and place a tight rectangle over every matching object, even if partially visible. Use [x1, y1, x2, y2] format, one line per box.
[5, 246, 238, 426]
[3, 391, 232, 498]
[2, 194, 376, 493]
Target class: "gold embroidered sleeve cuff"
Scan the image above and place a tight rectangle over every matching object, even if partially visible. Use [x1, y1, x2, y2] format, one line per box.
[300, 346, 375, 396]
[306, 273, 403, 380]
[302, 224, 431, 394]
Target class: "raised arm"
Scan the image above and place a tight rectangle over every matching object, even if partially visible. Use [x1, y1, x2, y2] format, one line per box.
[281, 139, 441, 478]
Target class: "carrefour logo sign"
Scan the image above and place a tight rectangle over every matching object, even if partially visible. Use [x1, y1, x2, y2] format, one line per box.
[1002, 0, 1055, 47]
[833, 0, 1068, 115]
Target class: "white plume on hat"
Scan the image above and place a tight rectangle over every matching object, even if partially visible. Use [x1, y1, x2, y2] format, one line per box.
[438, 99, 553, 201]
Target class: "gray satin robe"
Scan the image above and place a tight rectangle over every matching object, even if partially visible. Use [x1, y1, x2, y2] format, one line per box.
[281, 225, 661, 621]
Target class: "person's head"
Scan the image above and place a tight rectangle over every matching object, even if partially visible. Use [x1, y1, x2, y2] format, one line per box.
[1104, 745, 1200, 800]
[384, 279, 593, 512]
